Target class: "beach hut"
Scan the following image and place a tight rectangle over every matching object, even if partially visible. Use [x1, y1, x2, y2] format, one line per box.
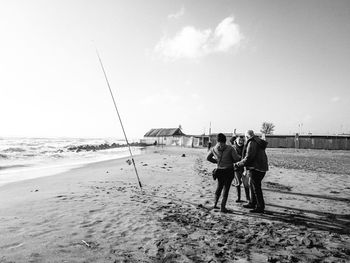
[141, 128, 186, 146]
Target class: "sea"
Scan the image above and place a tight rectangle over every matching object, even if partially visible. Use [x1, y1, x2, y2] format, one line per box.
[0, 137, 143, 186]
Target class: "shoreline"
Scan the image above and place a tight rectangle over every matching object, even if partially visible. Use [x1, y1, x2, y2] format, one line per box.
[0, 146, 148, 188]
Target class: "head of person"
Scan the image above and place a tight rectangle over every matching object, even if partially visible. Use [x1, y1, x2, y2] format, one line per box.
[229, 136, 237, 145]
[245, 130, 255, 140]
[217, 133, 226, 146]
[236, 136, 244, 146]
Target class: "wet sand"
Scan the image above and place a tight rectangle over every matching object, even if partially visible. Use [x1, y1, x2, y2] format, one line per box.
[0, 147, 349, 262]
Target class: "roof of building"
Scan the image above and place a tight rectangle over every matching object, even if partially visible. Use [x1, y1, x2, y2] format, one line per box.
[144, 128, 186, 137]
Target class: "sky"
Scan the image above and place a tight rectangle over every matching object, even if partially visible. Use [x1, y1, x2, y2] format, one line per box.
[0, 0, 349, 139]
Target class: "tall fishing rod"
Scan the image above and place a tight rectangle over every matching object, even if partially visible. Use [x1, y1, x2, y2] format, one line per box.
[95, 47, 143, 190]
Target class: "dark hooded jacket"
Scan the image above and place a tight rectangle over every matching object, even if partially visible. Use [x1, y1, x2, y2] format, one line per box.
[236, 136, 268, 172]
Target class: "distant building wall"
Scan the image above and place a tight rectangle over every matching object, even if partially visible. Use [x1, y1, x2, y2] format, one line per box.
[143, 133, 350, 150]
[180, 136, 201, 147]
[266, 135, 350, 150]
[141, 135, 202, 147]
[141, 136, 182, 146]
[206, 134, 350, 150]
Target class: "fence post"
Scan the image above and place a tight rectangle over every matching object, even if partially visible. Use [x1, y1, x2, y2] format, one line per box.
[295, 133, 300, 149]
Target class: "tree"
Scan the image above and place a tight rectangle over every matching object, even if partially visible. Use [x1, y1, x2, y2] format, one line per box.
[261, 122, 275, 135]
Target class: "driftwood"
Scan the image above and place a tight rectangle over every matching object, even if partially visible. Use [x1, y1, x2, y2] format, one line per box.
[81, 240, 90, 248]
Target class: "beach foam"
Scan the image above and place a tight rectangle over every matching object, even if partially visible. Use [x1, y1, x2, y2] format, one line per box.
[0, 137, 143, 186]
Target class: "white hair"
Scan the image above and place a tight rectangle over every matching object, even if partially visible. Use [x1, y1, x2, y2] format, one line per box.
[245, 130, 255, 138]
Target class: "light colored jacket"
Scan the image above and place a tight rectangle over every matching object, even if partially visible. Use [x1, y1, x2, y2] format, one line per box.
[207, 143, 240, 169]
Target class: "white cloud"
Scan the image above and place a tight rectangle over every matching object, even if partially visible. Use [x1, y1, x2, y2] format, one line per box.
[168, 6, 185, 20]
[331, 96, 340, 103]
[213, 17, 242, 52]
[155, 26, 211, 59]
[155, 16, 243, 61]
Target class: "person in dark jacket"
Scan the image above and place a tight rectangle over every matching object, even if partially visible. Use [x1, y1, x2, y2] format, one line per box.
[207, 133, 240, 213]
[234, 130, 268, 213]
[231, 136, 250, 203]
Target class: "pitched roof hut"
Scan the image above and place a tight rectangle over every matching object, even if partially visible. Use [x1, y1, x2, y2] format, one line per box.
[144, 128, 185, 137]
[142, 128, 186, 146]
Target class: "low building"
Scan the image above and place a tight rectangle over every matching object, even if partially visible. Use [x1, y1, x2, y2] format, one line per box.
[141, 128, 186, 146]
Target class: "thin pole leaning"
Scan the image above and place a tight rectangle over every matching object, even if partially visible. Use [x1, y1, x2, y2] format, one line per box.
[95, 48, 142, 190]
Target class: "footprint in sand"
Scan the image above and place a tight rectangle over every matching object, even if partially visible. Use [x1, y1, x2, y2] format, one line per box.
[1, 242, 24, 250]
[28, 252, 42, 263]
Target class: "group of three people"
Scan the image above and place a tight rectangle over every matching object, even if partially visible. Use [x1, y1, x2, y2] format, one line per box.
[206, 130, 268, 213]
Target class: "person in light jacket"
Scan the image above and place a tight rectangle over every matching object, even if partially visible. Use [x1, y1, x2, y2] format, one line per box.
[231, 136, 250, 203]
[207, 133, 240, 213]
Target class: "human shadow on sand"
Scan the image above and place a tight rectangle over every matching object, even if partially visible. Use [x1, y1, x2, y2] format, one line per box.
[245, 204, 350, 235]
[263, 187, 350, 203]
[140, 191, 350, 234]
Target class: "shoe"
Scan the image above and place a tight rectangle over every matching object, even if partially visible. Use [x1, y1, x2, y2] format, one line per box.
[212, 205, 219, 210]
[249, 208, 264, 213]
[235, 199, 244, 203]
[220, 208, 232, 213]
[243, 204, 255, 209]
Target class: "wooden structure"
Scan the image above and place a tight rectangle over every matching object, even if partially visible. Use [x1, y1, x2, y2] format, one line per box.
[266, 134, 350, 150]
[141, 128, 186, 146]
[206, 133, 350, 150]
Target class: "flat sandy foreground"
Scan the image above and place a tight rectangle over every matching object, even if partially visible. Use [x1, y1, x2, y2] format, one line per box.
[0, 147, 350, 263]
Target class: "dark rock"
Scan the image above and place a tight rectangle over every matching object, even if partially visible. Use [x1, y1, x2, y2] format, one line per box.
[214, 251, 224, 257]
[65, 142, 150, 153]
[288, 255, 299, 262]
[267, 256, 279, 263]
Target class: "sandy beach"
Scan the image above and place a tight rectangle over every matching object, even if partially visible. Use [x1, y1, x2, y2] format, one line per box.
[0, 146, 349, 263]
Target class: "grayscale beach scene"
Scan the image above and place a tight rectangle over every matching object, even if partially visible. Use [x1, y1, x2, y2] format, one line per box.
[1, 1, 349, 262]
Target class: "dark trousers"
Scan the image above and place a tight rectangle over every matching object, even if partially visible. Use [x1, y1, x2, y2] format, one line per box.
[248, 170, 266, 210]
[215, 168, 234, 209]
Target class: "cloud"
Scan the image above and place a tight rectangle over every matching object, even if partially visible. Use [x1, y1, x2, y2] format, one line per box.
[331, 96, 340, 103]
[155, 26, 211, 59]
[168, 6, 185, 20]
[213, 17, 243, 52]
[155, 16, 243, 61]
